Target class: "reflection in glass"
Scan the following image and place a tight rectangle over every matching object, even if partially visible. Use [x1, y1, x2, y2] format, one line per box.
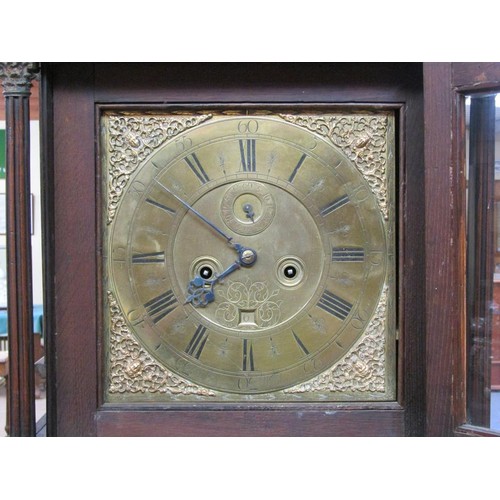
[466, 93, 500, 431]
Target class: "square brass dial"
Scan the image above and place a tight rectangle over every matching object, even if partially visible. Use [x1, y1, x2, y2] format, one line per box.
[101, 109, 396, 403]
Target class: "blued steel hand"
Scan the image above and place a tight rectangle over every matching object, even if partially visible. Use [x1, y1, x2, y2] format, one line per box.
[159, 182, 235, 247]
[185, 246, 257, 308]
[185, 261, 241, 308]
[158, 183, 258, 307]
[243, 203, 255, 222]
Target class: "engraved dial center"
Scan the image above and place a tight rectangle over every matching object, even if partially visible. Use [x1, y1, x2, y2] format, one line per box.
[171, 180, 326, 336]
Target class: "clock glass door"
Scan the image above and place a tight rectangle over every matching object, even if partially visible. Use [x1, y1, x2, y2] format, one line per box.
[465, 92, 500, 431]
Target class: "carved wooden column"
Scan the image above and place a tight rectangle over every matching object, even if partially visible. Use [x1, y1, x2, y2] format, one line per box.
[0, 62, 39, 436]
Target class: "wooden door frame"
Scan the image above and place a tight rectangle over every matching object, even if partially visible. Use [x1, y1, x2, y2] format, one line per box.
[424, 62, 500, 437]
[41, 62, 426, 436]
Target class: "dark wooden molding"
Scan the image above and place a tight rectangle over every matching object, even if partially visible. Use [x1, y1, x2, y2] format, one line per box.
[96, 407, 404, 437]
[398, 69, 426, 436]
[452, 63, 500, 92]
[455, 424, 500, 437]
[39, 65, 57, 437]
[423, 63, 466, 436]
[44, 63, 98, 436]
[424, 62, 500, 437]
[0, 62, 39, 436]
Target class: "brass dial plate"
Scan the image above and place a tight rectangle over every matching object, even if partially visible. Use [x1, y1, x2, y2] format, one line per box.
[103, 110, 396, 402]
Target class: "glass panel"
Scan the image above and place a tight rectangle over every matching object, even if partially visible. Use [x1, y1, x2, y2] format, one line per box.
[466, 93, 500, 431]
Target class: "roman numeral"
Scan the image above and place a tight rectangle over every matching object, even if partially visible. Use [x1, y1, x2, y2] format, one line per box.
[242, 339, 255, 371]
[132, 251, 165, 264]
[145, 198, 176, 215]
[239, 139, 256, 172]
[292, 331, 309, 356]
[185, 325, 209, 359]
[185, 153, 210, 184]
[320, 194, 349, 216]
[331, 247, 365, 262]
[144, 290, 177, 324]
[317, 290, 352, 320]
[288, 153, 307, 183]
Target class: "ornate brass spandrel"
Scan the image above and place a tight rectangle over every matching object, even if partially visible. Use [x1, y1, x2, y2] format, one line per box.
[108, 285, 389, 398]
[105, 113, 212, 224]
[107, 291, 216, 397]
[284, 285, 388, 394]
[280, 113, 390, 219]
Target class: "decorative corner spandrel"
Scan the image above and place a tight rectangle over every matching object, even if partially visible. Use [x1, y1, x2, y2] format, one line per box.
[105, 113, 212, 224]
[284, 285, 388, 395]
[107, 291, 216, 397]
[280, 113, 390, 220]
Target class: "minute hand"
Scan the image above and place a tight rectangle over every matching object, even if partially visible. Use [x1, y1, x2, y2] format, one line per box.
[160, 183, 234, 246]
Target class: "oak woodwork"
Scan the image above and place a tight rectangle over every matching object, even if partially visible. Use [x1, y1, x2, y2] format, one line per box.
[423, 63, 465, 436]
[452, 63, 500, 91]
[4, 94, 36, 436]
[45, 63, 98, 436]
[424, 62, 500, 437]
[96, 406, 404, 437]
[43, 62, 425, 436]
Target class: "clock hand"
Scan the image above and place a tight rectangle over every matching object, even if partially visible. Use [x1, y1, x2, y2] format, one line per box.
[185, 246, 257, 308]
[158, 184, 258, 307]
[186, 261, 240, 308]
[243, 203, 255, 222]
[159, 182, 235, 246]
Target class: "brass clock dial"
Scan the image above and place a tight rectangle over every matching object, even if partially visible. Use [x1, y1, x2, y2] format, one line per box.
[104, 111, 395, 398]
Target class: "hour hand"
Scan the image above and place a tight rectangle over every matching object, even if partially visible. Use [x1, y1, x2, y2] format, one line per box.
[185, 276, 216, 308]
[185, 247, 257, 308]
[185, 261, 241, 307]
